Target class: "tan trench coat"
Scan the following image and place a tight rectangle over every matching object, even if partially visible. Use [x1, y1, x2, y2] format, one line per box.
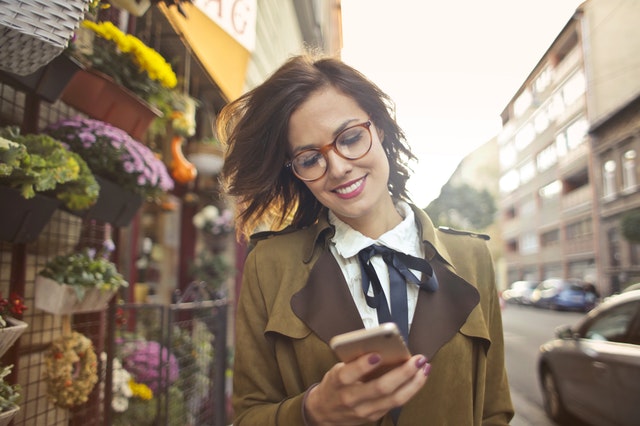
[232, 205, 514, 425]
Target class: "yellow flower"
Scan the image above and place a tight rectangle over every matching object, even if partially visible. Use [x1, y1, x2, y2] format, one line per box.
[129, 379, 153, 401]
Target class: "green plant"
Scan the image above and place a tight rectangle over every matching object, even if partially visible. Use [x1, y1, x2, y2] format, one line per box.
[38, 242, 128, 301]
[0, 364, 20, 412]
[0, 127, 99, 210]
[621, 209, 640, 242]
[188, 250, 231, 294]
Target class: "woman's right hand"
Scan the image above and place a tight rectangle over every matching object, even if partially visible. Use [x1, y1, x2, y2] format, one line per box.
[303, 353, 431, 425]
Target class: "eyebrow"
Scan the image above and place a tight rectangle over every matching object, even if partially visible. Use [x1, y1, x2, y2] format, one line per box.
[292, 118, 362, 155]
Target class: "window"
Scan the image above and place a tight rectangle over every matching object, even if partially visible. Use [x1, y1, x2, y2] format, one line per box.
[622, 149, 637, 192]
[603, 159, 617, 200]
[566, 218, 592, 240]
[537, 143, 558, 172]
[583, 301, 640, 344]
[520, 231, 539, 255]
[515, 123, 535, 151]
[630, 243, 640, 266]
[566, 117, 588, 150]
[500, 169, 520, 193]
[514, 89, 533, 117]
[519, 160, 535, 184]
[608, 228, 621, 267]
[520, 199, 536, 217]
[560, 70, 586, 106]
[499, 143, 516, 169]
[541, 229, 560, 247]
[533, 67, 551, 94]
[539, 180, 562, 199]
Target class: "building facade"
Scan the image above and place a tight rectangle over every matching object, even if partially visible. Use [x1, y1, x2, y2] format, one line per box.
[497, 0, 640, 295]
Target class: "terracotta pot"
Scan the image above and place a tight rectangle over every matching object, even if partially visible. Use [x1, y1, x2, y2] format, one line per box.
[0, 187, 60, 243]
[61, 68, 162, 140]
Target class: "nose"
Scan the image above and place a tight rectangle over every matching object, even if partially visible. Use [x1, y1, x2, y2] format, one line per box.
[325, 148, 352, 178]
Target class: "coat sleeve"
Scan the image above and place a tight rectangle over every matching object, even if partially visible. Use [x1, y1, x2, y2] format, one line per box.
[480, 246, 515, 425]
[232, 247, 308, 426]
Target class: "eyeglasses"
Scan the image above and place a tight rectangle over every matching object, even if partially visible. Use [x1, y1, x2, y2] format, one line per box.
[286, 120, 373, 182]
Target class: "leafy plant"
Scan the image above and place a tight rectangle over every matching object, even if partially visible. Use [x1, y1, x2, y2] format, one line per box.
[45, 117, 174, 201]
[0, 127, 99, 210]
[621, 209, 640, 242]
[38, 241, 128, 301]
[0, 364, 20, 412]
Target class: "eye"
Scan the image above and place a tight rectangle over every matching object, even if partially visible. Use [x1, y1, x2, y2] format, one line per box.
[295, 150, 323, 169]
[337, 127, 365, 147]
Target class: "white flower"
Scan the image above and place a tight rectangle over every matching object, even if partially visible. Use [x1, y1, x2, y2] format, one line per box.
[112, 396, 129, 412]
[202, 205, 220, 221]
[192, 213, 206, 229]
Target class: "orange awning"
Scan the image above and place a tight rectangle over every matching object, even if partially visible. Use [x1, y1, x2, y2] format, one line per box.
[159, 3, 250, 101]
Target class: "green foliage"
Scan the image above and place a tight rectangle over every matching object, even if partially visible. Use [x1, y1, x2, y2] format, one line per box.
[425, 182, 497, 231]
[621, 209, 640, 242]
[38, 248, 128, 301]
[188, 251, 231, 293]
[0, 364, 20, 412]
[0, 127, 99, 210]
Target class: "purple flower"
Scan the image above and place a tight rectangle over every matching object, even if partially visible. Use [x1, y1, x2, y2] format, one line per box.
[121, 340, 179, 393]
[45, 117, 174, 199]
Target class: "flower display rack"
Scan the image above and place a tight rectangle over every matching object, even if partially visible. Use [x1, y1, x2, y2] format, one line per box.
[0, 0, 90, 76]
[0, 405, 19, 426]
[0, 187, 61, 244]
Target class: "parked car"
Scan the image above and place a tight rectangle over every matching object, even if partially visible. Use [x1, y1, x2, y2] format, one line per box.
[530, 278, 599, 312]
[537, 290, 640, 425]
[502, 280, 539, 305]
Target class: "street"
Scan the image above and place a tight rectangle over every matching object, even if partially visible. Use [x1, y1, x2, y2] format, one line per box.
[501, 304, 585, 426]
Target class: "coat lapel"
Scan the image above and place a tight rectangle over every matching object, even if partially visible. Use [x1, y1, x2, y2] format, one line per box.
[408, 257, 480, 360]
[291, 250, 364, 344]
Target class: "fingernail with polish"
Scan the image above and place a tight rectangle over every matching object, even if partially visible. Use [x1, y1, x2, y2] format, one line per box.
[415, 356, 428, 368]
[368, 354, 381, 365]
[423, 363, 432, 376]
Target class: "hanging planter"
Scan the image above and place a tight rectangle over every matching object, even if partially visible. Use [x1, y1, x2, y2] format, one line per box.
[61, 68, 162, 140]
[0, 54, 83, 103]
[0, 405, 19, 426]
[65, 176, 143, 228]
[35, 276, 116, 315]
[0, 0, 89, 76]
[0, 187, 60, 244]
[0, 317, 28, 358]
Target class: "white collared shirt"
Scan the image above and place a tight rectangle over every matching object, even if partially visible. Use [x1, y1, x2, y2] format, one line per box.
[328, 201, 424, 330]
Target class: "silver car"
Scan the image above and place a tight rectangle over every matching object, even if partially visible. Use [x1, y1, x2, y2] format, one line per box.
[537, 290, 640, 426]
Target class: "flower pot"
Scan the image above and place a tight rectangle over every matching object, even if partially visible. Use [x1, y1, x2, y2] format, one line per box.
[0, 54, 83, 103]
[66, 176, 143, 227]
[61, 68, 162, 140]
[0, 317, 28, 358]
[0, 405, 19, 426]
[186, 143, 225, 177]
[35, 276, 116, 315]
[0, 187, 61, 243]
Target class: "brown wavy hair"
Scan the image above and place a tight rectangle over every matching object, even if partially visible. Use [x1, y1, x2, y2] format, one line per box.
[216, 54, 416, 240]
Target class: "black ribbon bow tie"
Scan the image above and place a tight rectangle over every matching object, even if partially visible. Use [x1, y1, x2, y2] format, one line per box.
[357, 245, 439, 342]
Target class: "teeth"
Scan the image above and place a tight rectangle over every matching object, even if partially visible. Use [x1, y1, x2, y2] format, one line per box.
[335, 179, 363, 194]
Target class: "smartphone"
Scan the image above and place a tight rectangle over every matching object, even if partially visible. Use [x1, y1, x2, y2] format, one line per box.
[329, 323, 411, 380]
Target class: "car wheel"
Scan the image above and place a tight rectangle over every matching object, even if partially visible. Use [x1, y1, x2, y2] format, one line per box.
[541, 367, 570, 424]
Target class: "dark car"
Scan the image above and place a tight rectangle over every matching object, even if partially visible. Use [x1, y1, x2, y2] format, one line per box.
[502, 280, 539, 305]
[530, 278, 598, 312]
[537, 290, 640, 425]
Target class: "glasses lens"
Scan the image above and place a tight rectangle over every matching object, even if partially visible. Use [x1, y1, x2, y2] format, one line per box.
[335, 125, 372, 159]
[292, 150, 326, 181]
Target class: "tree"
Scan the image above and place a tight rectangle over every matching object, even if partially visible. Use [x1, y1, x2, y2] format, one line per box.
[620, 209, 640, 242]
[424, 182, 496, 231]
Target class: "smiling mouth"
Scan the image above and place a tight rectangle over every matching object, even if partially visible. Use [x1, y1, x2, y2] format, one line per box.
[334, 177, 365, 195]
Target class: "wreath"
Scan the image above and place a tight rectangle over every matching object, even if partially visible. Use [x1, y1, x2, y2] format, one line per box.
[44, 331, 99, 409]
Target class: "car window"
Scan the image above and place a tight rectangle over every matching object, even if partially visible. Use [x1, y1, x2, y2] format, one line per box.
[583, 301, 640, 343]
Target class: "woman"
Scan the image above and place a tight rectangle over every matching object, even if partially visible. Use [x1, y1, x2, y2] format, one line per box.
[217, 54, 513, 425]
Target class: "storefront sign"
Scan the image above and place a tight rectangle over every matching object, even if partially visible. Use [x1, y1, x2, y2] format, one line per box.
[194, 0, 257, 52]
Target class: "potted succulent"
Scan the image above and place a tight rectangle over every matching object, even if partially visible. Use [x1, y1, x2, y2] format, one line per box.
[63, 20, 178, 139]
[35, 240, 129, 315]
[45, 117, 175, 227]
[0, 127, 99, 243]
[0, 293, 28, 358]
[0, 364, 20, 426]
